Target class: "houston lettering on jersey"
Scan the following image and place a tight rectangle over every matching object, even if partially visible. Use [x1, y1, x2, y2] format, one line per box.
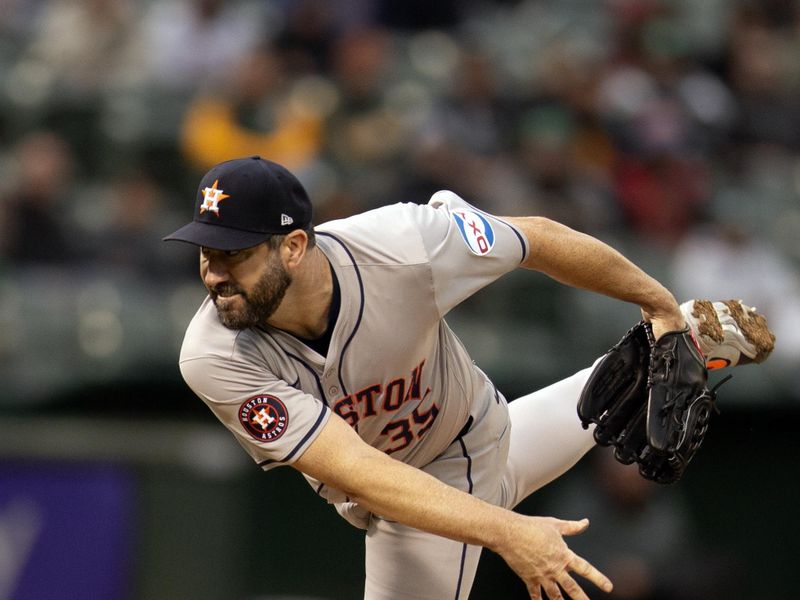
[332, 360, 440, 455]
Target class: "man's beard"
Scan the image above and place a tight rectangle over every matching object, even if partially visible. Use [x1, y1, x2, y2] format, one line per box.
[210, 256, 292, 330]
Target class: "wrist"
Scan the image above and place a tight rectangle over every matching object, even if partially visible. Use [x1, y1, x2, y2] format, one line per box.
[640, 292, 682, 325]
[483, 509, 525, 554]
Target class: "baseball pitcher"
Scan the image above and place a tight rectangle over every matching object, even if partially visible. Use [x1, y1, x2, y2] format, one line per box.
[164, 156, 774, 600]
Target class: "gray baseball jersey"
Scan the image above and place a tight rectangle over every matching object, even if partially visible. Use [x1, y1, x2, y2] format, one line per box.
[178, 190, 529, 504]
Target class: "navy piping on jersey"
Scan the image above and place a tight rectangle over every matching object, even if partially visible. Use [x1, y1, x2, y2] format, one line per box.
[317, 231, 366, 397]
[454, 436, 475, 599]
[505, 221, 527, 264]
[258, 402, 328, 468]
[492, 383, 501, 404]
[453, 416, 474, 443]
[456, 438, 475, 494]
[285, 350, 328, 405]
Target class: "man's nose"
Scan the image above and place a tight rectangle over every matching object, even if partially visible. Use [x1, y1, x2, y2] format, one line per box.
[202, 257, 230, 288]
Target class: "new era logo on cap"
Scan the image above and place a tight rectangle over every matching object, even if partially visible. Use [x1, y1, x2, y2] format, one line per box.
[162, 156, 313, 251]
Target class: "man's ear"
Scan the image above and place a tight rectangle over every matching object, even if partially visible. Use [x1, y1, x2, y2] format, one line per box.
[282, 229, 309, 270]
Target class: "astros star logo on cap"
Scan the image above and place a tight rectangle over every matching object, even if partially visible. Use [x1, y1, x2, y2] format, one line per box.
[199, 179, 230, 216]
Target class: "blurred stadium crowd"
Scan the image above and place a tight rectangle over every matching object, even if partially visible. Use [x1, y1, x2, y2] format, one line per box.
[1, 0, 799, 407]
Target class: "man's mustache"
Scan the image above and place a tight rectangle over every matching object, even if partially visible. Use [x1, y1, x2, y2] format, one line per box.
[210, 284, 245, 299]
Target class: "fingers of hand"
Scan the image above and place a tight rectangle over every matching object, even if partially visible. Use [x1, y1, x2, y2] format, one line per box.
[532, 577, 588, 600]
[569, 553, 613, 593]
[522, 518, 611, 599]
[535, 567, 607, 600]
[540, 581, 564, 600]
[557, 573, 589, 600]
[559, 518, 589, 536]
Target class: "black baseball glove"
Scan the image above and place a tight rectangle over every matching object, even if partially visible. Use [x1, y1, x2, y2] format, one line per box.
[578, 321, 721, 484]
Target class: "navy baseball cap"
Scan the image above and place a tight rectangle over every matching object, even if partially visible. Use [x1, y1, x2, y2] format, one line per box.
[163, 156, 313, 250]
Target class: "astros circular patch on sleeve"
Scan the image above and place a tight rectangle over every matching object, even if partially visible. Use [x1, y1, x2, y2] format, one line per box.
[452, 209, 495, 256]
[239, 395, 288, 442]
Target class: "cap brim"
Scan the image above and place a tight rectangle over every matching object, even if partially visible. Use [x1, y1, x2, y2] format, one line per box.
[162, 221, 272, 251]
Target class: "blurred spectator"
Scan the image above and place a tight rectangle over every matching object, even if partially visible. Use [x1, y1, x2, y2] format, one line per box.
[180, 43, 324, 173]
[321, 27, 410, 208]
[727, 4, 800, 150]
[595, 5, 741, 246]
[12, 0, 137, 101]
[84, 169, 193, 282]
[612, 135, 712, 247]
[274, 0, 339, 75]
[512, 104, 620, 235]
[411, 48, 525, 212]
[542, 449, 739, 600]
[132, 0, 268, 94]
[507, 20, 620, 234]
[0, 131, 80, 265]
[600, 79, 713, 244]
[5, 0, 140, 171]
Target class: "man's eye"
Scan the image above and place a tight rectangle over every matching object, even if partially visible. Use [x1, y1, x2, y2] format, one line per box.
[200, 247, 241, 258]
